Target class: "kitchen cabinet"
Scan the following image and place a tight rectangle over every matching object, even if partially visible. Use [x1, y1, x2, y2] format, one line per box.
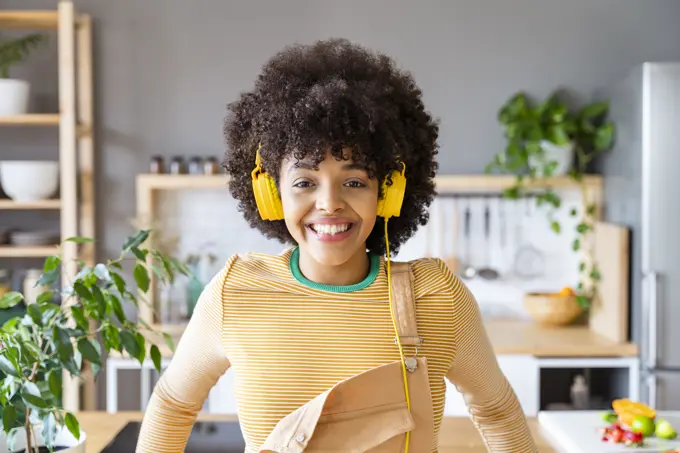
[444, 354, 539, 417]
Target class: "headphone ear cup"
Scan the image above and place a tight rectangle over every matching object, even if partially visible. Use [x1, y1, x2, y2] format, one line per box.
[253, 173, 284, 221]
[377, 169, 406, 219]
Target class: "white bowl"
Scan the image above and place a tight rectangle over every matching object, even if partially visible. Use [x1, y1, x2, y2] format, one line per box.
[0, 161, 59, 202]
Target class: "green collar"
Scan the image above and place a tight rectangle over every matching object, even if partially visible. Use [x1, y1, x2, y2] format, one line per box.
[289, 247, 380, 293]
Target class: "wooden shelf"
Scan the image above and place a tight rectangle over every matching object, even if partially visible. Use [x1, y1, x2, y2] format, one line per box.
[0, 245, 58, 258]
[0, 114, 60, 126]
[0, 199, 61, 209]
[0, 11, 59, 29]
[137, 173, 229, 190]
[136, 173, 602, 193]
[435, 174, 603, 192]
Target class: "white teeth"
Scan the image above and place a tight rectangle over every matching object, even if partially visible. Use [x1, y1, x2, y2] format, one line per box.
[310, 224, 350, 235]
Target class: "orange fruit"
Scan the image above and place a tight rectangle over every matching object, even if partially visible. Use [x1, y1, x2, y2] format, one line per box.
[612, 399, 656, 427]
[559, 287, 574, 296]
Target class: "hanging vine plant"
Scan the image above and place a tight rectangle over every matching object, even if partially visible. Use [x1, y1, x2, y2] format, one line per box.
[485, 90, 615, 309]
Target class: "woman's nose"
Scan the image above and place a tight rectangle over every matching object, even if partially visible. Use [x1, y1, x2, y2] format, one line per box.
[316, 185, 345, 214]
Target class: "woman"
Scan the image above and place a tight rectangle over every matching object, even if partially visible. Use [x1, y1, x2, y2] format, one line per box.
[136, 38, 537, 452]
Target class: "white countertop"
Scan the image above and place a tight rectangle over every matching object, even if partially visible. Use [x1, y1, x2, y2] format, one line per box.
[538, 410, 680, 453]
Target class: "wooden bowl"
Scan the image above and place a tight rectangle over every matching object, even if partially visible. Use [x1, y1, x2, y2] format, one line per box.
[523, 292, 583, 326]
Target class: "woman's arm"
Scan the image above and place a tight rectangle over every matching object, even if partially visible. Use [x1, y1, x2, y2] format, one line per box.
[136, 261, 233, 452]
[439, 261, 537, 452]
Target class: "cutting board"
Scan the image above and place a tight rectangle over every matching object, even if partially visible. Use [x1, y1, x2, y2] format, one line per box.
[539, 411, 680, 452]
[589, 222, 630, 343]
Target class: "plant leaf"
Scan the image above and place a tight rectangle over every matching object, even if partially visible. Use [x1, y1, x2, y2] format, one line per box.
[134, 264, 150, 293]
[65, 236, 93, 244]
[77, 338, 102, 365]
[2, 405, 15, 433]
[122, 230, 150, 252]
[48, 370, 62, 399]
[21, 392, 48, 409]
[120, 330, 140, 358]
[0, 355, 19, 377]
[70, 305, 88, 330]
[0, 291, 23, 309]
[108, 294, 127, 323]
[131, 247, 148, 261]
[150, 345, 162, 373]
[92, 286, 107, 315]
[73, 281, 93, 302]
[163, 332, 175, 353]
[43, 255, 61, 273]
[65, 412, 80, 440]
[22, 381, 41, 401]
[27, 303, 43, 326]
[110, 271, 126, 295]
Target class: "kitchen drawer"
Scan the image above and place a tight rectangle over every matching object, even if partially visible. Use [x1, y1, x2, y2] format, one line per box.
[444, 354, 539, 417]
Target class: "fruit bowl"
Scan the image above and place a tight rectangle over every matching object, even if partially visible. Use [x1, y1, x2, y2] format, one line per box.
[523, 289, 582, 326]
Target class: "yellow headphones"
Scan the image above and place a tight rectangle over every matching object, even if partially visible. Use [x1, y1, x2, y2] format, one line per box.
[250, 143, 406, 221]
[250, 143, 413, 451]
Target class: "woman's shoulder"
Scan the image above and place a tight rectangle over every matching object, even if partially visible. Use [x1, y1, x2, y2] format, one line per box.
[401, 256, 466, 297]
[213, 247, 297, 289]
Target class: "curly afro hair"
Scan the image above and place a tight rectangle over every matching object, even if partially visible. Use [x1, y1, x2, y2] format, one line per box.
[223, 38, 440, 256]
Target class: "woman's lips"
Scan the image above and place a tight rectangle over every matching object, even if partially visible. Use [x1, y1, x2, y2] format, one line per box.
[305, 222, 354, 243]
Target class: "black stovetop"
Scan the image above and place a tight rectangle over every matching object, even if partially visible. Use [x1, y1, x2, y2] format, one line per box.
[100, 421, 246, 452]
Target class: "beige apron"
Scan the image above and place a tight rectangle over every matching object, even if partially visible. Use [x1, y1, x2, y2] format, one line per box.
[258, 262, 436, 453]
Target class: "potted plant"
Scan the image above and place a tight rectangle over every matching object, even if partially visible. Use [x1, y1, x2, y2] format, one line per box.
[0, 229, 187, 452]
[486, 90, 615, 310]
[0, 33, 47, 115]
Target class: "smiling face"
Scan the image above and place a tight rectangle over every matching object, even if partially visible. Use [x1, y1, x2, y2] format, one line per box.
[278, 149, 379, 267]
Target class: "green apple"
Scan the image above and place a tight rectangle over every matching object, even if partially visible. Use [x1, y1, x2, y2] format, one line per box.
[632, 415, 656, 437]
[656, 419, 677, 440]
[601, 411, 618, 424]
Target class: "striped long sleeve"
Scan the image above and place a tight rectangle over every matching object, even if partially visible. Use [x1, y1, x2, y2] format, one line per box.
[136, 261, 233, 452]
[440, 261, 537, 452]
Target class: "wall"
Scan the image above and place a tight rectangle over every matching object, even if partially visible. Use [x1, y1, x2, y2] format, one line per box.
[2, 0, 680, 410]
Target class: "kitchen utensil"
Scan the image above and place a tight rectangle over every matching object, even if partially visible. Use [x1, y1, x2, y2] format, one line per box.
[443, 197, 458, 271]
[460, 199, 477, 280]
[477, 199, 500, 280]
[513, 197, 545, 279]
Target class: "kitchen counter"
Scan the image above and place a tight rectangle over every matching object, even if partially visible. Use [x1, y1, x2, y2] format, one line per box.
[484, 319, 637, 357]
[75, 411, 558, 452]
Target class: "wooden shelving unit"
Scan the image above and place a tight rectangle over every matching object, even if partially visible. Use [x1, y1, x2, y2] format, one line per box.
[0, 2, 96, 412]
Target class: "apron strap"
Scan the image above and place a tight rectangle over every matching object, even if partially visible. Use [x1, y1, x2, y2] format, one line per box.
[389, 261, 422, 347]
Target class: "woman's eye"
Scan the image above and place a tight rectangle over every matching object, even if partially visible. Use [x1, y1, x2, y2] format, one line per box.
[293, 181, 313, 189]
[345, 180, 366, 188]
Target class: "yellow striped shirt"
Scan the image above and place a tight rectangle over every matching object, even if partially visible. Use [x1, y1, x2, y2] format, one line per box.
[136, 247, 536, 452]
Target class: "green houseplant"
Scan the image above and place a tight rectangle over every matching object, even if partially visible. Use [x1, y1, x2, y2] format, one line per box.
[485, 90, 615, 309]
[0, 230, 188, 452]
[0, 33, 47, 115]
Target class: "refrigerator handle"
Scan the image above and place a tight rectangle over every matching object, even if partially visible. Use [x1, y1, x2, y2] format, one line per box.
[645, 373, 658, 410]
[648, 272, 659, 369]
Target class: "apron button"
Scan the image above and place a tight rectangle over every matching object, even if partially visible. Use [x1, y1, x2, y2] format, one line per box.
[296, 433, 306, 443]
